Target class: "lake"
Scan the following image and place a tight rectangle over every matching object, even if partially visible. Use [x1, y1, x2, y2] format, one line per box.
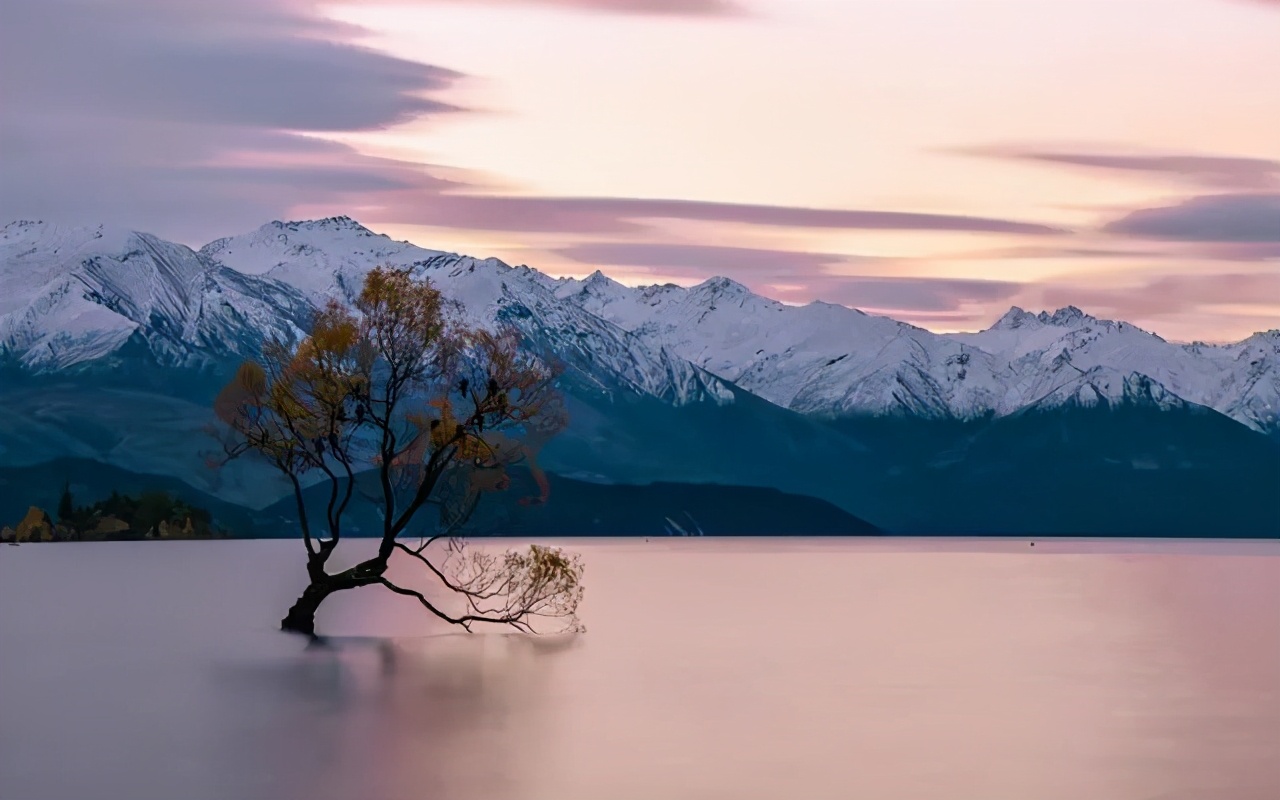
[2, 538, 1278, 800]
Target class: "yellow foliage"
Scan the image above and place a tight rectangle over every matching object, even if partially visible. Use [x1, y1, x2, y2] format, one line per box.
[215, 263, 568, 571]
[15, 506, 53, 542]
[235, 361, 266, 395]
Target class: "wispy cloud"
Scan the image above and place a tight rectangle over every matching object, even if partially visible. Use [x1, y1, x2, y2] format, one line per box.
[1038, 272, 1280, 321]
[930, 241, 1280, 263]
[0, 0, 1061, 245]
[406, 0, 746, 15]
[804, 276, 1022, 314]
[1, 0, 462, 131]
[0, 0, 464, 241]
[557, 235, 1276, 338]
[384, 195, 1067, 237]
[556, 241, 863, 278]
[956, 145, 1280, 190]
[931, 244, 1168, 261]
[1104, 194, 1280, 242]
[556, 240, 1019, 316]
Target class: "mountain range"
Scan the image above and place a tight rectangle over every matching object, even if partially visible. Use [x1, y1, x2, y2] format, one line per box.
[2, 216, 1277, 536]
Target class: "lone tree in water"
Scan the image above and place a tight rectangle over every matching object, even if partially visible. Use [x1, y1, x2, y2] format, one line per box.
[213, 267, 583, 638]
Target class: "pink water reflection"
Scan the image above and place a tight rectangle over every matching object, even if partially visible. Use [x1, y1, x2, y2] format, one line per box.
[1, 538, 1276, 799]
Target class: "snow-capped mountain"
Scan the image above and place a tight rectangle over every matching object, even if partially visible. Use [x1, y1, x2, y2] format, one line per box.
[1, 218, 731, 407]
[0, 220, 312, 370]
[3, 216, 1276, 434]
[199, 217, 733, 406]
[3, 216, 1276, 536]
[554, 271, 1279, 434]
[952, 308, 1279, 433]
[554, 271, 1008, 419]
[199, 217, 450, 304]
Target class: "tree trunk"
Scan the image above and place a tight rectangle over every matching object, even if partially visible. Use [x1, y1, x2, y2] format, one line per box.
[280, 557, 388, 637]
[281, 581, 334, 637]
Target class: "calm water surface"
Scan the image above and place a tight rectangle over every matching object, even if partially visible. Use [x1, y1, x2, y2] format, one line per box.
[1, 538, 1278, 800]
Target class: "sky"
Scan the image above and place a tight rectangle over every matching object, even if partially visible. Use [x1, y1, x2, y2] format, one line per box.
[1, 0, 1278, 341]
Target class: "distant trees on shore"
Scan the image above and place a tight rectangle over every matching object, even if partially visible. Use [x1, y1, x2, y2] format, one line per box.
[0, 483, 222, 543]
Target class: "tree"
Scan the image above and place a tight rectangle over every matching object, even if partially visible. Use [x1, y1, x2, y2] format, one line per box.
[134, 491, 177, 536]
[213, 267, 584, 638]
[57, 480, 75, 523]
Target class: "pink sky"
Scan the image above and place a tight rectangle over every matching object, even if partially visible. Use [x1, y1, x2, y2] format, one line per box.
[312, 0, 1280, 341]
[4, 0, 1277, 341]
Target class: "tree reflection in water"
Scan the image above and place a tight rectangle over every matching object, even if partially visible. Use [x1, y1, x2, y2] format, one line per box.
[207, 633, 579, 800]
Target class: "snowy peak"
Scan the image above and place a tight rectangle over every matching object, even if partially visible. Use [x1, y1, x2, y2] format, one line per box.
[1238, 329, 1280, 350]
[990, 306, 1043, 331]
[554, 269, 628, 302]
[555, 268, 1005, 418]
[1, 221, 311, 370]
[272, 216, 373, 234]
[197, 221, 733, 407]
[4, 216, 1277, 435]
[199, 218, 449, 302]
[1, 217, 733, 407]
[584, 269, 616, 286]
[204, 220, 539, 323]
[1041, 305, 1093, 326]
[690, 275, 753, 300]
[988, 305, 1098, 332]
[554, 263, 1276, 432]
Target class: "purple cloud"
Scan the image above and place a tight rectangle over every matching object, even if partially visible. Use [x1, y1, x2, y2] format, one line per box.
[807, 276, 1022, 313]
[1104, 194, 1280, 242]
[557, 242, 861, 277]
[958, 146, 1280, 190]
[556, 240, 1019, 314]
[386, 195, 1066, 237]
[1, 0, 462, 131]
[0, 0, 471, 241]
[1180, 241, 1280, 260]
[1038, 273, 1280, 320]
[557, 238, 1274, 333]
[412, 0, 745, 15]
[935, 241, 1280, 263]
[937, 244, 1168, 261]
[0, 0, 1062, 247]
[0, 113, 470, 244]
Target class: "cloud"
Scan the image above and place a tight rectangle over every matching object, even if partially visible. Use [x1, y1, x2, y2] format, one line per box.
[411, 0, 745, 15]
[559, 236, 1274, 337]
[385, 195, 1066, 237]
[1179, 241, 1280, 260]
[936, 244, 1169, 261]
[0, 0, 468, 241]
[957, 146, 1280, 190]
[0, 0, 1063, 248]
[1, 0, 462, 131]
[808, 276, 1022, 313]
[1038, 273, 1280, 320]
[933, 240, 1280, 263]
[1104, 194, 1280, 242]
[0, 111, 473, 244]
[556, 240, 1019, 314]
[556, 242, 861, 277]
